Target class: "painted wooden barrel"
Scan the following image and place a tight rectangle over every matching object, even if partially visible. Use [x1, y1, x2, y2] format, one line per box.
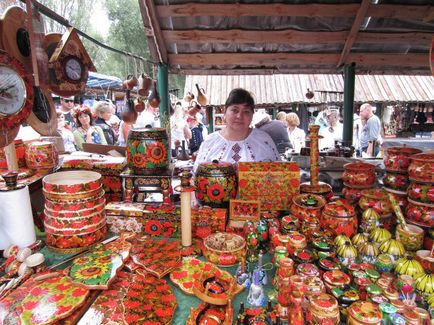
[126, 127, 169, 175]
[195, 161, 237, 208]
[25, 141, 58, 170]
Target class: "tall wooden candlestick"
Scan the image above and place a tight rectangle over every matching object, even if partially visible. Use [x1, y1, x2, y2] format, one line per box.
[179, 171, 194, 247]
[309, 125, 320, 186]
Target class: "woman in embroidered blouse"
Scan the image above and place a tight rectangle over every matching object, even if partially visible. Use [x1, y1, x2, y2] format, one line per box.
[73, 106, 107, 151]
[193, 88, 280, 172]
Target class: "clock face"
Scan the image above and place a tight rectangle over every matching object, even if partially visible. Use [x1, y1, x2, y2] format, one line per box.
[0, 65, 27, 116]
[64, 56, 83, 82]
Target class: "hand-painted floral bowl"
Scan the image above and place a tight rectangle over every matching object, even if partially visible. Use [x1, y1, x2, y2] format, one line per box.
[408, 152, 434, 183]
[44, 202, 105, 218]
[415, 250, 434, 273]
[43, 186, 104, 202]
[203, 232, 245, 267]
[44, 210, 106, 230]
[405, 199, 434, 228]
[359, 188, 393, 217]
[383, 171, 409, 192]
[44, 218, 106, 236]
[384, 146, 422, 173]
[342, 184, 373, 204]
[44, 190, 105, 211]
[407, 181, 434, 204]
[343, 161, 376, 187]
[46, 224, 107, 253]
[395, 223, 424, 252]
[43, 170, 102, 194]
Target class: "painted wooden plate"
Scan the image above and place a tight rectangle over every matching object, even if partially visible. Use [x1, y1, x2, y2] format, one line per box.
[78, 271, 177, 324]
[129, 237, 181, 278]
[170, 257, 244, 296]
[0, 272, 89, 324]
[68, 249, 123, 290]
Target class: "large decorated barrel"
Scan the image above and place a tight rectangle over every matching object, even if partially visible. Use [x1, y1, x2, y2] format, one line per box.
[42, 171, 106, 253]
[195, 161, 237, 208]
[126, 127, 169, 175]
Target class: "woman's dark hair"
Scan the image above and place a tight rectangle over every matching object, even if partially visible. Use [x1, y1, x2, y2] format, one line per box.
[225, 88, 254, 110]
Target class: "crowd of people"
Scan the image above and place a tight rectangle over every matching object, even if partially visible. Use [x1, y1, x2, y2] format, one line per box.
[55, 90, 382, 162]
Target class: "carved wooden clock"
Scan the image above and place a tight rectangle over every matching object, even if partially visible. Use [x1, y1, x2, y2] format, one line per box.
[48, 28, 96, 97]
[0, 50, 33, 132]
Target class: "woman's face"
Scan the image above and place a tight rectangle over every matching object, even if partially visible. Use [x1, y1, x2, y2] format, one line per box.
[78, 113, 90, 127]
[224, 104, 253, 131]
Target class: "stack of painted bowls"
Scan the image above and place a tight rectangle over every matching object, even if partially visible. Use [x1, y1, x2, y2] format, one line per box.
[43, 171, 106, 253]
[383, 147, 422, 211]
[358, 188, 394, 231]
[342, 161, 376, 204]
[406, 152, 434, 230]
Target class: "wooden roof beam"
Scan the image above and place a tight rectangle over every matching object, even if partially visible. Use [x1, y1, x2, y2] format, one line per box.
[168, 52, 429, 69]
[162, 29, 432, 45]
[138, 0, 168, 63]
[156, 3, 432, 20]
[337, 0, 371, 68]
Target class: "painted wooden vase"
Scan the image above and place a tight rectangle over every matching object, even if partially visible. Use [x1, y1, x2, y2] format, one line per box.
[407, 181, 434, 204]
[383, 171, 409, 192]
[321, 199, 357, 237]
[408, 152, 434, 183]
[308, 293, 340, 324]
[126, 127, 169, 175]
[342, 185, 367, 204]
[384, 146, 422, 173]
[290, 193, 326, 221]
[359, 188, 393, 217]
[343, 161, 376, 187]
[25, 141, 58, 170]
[195, 161, 237, 208]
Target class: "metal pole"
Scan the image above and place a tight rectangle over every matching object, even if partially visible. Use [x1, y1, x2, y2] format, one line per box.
[343, 63, 356, 147]
[207, 106, 215, 134]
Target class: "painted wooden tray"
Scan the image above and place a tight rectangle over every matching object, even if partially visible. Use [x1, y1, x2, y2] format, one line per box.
[68, 249, 123, 290]
[129, 237, 182, 278]
[97, 233, 133, 262]
[170, 258, 244, 296]
[0, 272, 89, 324]
[78, 271, 177, 324]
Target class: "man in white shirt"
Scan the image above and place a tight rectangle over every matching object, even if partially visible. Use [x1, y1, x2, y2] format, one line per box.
[134, 102, 160, 128]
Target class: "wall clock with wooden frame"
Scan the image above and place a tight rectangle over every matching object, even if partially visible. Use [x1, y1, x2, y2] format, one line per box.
[0, 50, 33, 132]
[47, 28, 96, 97]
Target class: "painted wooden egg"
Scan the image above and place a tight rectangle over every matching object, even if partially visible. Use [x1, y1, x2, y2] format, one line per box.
[375, 254, 394, 273]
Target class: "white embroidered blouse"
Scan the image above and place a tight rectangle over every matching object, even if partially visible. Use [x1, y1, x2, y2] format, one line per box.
[193, 128, 280, 172]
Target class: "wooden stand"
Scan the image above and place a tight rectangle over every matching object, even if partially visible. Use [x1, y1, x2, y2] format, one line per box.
[120, 167, 173, 203]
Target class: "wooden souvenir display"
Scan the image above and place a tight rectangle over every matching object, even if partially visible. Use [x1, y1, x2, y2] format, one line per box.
[0, 50, 34, 132]
[0, 7, 33, 73]
[129, 237, 181, 278]
[79, 271, 177, 324]
[47, 28, 96, 97]
[237, 162, 300, 211]
[0, 272, 89, 324]
[170, 257, 244, 296]
[68, 249, 123, 290]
